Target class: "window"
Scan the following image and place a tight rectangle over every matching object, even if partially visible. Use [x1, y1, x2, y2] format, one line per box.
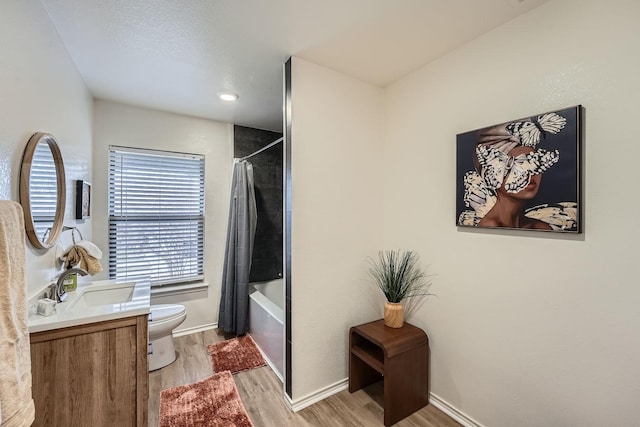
[108, 146, 205, 287]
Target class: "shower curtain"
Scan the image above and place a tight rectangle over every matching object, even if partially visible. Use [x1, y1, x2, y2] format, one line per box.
[218, 160, 257, 335]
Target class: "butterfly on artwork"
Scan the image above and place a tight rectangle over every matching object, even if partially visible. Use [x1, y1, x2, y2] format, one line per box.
[505, 112, 567, 147]
[475, 145, 560, 194]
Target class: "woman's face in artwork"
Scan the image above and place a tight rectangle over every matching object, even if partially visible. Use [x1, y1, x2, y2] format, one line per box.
[496, 145, 542, 200]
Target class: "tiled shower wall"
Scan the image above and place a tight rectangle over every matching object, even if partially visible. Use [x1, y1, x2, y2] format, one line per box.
[234, 125, 283, 282]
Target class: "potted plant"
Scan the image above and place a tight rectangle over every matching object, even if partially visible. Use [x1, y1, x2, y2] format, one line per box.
[367, 250, 432, 328]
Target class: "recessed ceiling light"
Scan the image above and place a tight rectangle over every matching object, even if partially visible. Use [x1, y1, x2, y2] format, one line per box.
[218, 92, 239, 102]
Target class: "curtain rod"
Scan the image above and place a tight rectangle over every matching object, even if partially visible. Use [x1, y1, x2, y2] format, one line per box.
[239, 136, 284, 161]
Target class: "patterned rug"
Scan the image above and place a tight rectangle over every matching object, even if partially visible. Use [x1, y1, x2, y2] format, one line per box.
[159, 371, 254, 427]
[207, 335, 266, 374]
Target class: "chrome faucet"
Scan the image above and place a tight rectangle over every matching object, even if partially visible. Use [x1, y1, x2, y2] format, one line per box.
[49, 268, 88, 302]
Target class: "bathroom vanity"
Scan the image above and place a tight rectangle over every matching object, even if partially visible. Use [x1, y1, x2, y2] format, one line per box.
[28, 280, 150, 426]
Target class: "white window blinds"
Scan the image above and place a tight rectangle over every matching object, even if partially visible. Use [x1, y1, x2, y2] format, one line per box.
[108, 146, 205, 287]
[30, 142, 59, 241]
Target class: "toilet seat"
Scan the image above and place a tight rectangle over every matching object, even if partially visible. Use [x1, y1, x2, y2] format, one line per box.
[150, 304, 186, 324]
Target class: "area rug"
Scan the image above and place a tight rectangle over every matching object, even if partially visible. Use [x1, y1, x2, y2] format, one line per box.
[159, 371, 254, 427]
[207, 335, 266, 374]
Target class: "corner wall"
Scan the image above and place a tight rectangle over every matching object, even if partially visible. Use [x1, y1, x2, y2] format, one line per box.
[383, 1, 640, 425]
[289, 57, 384, 400]
[0, 0, 93, 296]
[92, 100, 233, 332]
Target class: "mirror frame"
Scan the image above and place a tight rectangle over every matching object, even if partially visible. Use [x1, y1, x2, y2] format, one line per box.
[19, 132, 66, 249]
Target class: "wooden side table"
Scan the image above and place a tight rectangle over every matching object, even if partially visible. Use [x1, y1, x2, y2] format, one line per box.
[349, 319, 429, 426]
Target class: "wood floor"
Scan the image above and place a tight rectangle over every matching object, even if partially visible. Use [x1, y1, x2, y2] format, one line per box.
[149, 330, 461, 427]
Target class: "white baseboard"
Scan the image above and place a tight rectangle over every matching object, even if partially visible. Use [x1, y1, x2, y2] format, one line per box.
[282, 378, 483, 427]
[429, 393, 484, 427]
[172, 322, 217, 337]
[285, 378, 349, 412]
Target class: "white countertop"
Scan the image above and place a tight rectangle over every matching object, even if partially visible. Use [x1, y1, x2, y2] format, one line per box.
[28, 279, 151, 333]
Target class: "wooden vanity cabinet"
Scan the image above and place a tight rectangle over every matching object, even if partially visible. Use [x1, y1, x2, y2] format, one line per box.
[29, 315, 148, 427]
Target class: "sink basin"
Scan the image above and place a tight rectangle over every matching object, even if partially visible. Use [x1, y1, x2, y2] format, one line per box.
[79, 285, 134, 306]
[66, 281, 136, 311]
[28, 279, 151, 334]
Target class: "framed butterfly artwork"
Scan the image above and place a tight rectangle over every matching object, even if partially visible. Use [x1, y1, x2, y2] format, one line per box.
[456, 105, 582, 233]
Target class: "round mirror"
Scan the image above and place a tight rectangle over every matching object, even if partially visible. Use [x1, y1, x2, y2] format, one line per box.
[19, 132, 66, 249]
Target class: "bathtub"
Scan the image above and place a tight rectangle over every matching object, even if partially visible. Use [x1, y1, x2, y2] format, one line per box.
[249, 279, 284, 381]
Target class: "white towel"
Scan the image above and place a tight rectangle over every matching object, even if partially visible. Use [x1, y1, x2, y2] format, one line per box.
[59, 239, 102, 261]
[75, 240, 102, 259]
[0, 201, 35, 427]
[60, 245, 103, 275]
[59, 238, 103, 275]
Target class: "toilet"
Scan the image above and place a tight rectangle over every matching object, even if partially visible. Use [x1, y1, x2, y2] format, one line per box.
[148, 304, 187, 371]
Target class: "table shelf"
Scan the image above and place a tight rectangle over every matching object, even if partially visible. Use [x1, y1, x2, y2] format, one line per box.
[351, 345, 384, 374]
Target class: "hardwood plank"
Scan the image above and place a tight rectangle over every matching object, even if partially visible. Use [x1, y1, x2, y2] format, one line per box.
[149, 332, 461, 427]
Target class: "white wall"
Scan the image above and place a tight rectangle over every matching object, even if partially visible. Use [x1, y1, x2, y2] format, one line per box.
[92, 100, 233, 331]
[383, 1, 640, 425]
[0, 0, 93, 296]
[290, 57, 384, 399]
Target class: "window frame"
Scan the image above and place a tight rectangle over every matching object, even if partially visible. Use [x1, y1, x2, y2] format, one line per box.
[108, 145, 205, 288]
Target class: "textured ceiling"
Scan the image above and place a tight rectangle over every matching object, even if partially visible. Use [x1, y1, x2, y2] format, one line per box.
[40, 0, 548, 132]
